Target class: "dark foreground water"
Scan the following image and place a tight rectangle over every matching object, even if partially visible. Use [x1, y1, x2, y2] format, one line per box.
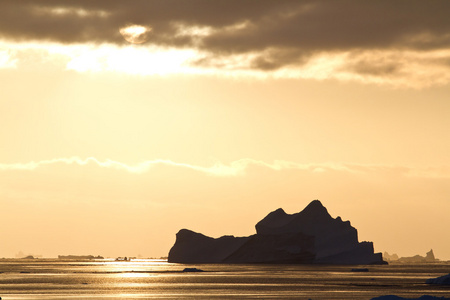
[0, 259, 449, 299]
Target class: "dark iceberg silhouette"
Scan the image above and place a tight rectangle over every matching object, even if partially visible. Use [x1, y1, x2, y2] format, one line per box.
[168, 200, 385, 264]
[426, 273, 450, 285]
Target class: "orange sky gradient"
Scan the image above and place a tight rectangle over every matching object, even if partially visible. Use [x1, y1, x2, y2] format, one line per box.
[1, 1, 449, 260]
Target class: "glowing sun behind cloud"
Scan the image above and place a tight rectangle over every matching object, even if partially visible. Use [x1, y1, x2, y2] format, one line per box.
[120, 24, 152, 44]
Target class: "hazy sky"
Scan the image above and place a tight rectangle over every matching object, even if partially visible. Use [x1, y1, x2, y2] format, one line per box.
[1, 0, 449, 260]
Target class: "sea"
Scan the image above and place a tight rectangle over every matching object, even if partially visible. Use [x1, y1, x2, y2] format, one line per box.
[0, 259, 449, 299]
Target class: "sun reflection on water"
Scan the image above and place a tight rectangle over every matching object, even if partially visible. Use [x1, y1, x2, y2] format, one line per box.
[116, 272, 154, 279]
[98, 259, 169, 281]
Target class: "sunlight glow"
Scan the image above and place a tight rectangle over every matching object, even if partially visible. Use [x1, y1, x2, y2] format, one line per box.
[103, 47, 195, 75]
[120, 24, 152, 44]
[0, 50, 17, 68]
[62, 43, 200, 75]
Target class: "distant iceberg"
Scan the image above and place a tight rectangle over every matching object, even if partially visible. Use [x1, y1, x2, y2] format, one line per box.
[58, 255, 104, 260]
[371, 296, 450, 300]
[384, 249, 439, 263]
[168, 200, 386, 265]
[426, 273, 450, 285]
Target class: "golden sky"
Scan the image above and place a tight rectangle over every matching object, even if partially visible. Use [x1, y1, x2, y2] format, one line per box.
[1, 0, 449, 260]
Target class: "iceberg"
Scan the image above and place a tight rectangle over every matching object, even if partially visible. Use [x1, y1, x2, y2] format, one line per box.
[168, 200, 385, 264]
[426, 273, 450, 285]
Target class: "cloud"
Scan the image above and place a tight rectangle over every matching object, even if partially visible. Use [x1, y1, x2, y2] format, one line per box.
[2, 1, 450, 86]
[2, 1, 450, 51]
[1, 157, 449, 179]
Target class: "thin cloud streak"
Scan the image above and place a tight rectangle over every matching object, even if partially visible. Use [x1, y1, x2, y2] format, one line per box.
[1, 157, 449, 179]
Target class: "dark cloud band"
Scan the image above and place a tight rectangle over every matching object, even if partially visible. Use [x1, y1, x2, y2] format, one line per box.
[1, 0, 450, 71]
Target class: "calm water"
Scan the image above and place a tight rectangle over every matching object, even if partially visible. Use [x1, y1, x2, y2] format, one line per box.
[0, 259, 449, 299]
